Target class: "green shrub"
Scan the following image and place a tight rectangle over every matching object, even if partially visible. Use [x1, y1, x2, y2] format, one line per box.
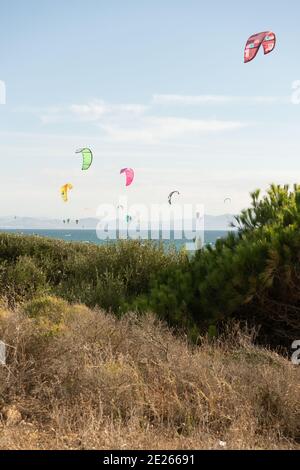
[22, 296, 76, 339]
[0, 235, 184, 314]
[2, 255, 48, 304]
[23, 295, 70, 323]
[133, 185, 300, 348]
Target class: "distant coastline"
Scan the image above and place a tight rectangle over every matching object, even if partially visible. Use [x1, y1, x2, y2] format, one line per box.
[0, 214, 235, 231]
[0, 228, 233, 248]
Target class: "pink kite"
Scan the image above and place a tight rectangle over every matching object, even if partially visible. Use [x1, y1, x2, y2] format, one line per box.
[120, 168, 134, 187]
[244, 31, 276, 63]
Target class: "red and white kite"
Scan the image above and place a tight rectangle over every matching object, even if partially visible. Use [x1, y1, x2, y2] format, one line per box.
[120, 168, 135, 187]
[244, 31, 276, 63]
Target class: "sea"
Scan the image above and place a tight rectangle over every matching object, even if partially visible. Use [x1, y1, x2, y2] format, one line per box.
[0, 229, 231, 250]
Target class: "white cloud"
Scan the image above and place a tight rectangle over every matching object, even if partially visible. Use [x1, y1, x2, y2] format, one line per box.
[14, 100, 148, 125]
[70, 100, 147, 122]
[100, 116, 246, 143]
[152, 94, 288, 105]
[70, 101, 107, 121]
[151, 117, 245, 134]
[31, 98, 247, 143]
[13, 93, 288, 129]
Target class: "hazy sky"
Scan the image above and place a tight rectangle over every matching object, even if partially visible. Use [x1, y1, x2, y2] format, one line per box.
[0, 0, 300, 218]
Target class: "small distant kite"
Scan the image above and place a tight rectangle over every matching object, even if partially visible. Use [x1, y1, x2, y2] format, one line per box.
[61, 183, 73, 202]
[76, 148, 93, 171]
[120, 168, 134, 187]
[168, 191, 180, 205]
[244, 31, 276, 63]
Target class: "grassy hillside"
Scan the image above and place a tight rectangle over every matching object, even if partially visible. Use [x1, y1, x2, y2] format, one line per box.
[1, 185, 300, 350]
[0, 298, 299, 450]
[1, 185, 300, 450]
[0, 233, 185, 311]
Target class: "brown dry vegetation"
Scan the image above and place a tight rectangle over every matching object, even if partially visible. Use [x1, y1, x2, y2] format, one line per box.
[0, 296, 299, 450]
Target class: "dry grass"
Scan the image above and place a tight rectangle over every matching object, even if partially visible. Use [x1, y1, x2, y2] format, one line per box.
[0, 297, 299, 450]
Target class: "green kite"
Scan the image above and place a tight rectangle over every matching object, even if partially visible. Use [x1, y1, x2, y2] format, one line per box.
[76, 148, 93, 171]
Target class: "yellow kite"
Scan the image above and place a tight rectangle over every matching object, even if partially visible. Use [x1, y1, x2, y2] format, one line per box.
[61, 183, 73, 202]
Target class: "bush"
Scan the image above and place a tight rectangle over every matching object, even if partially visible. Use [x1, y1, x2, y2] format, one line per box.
[135, 185, 300, 348]
[23, 296, 70, 323]
[0, 236, 185, 313]
[1, 255, 48, 305]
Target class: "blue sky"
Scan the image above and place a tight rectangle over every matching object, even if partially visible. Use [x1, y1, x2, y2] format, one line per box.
[0, 0, 300, 218]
